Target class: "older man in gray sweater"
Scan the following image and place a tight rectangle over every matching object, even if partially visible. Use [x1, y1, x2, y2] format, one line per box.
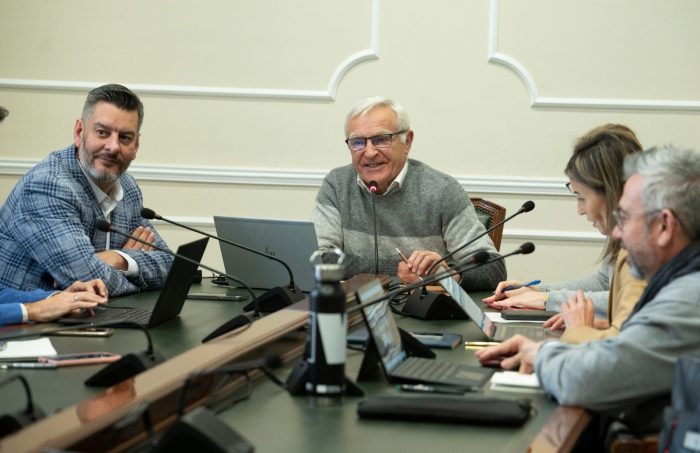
[477, 146, 700, 416]
[311, 97, 505, 290]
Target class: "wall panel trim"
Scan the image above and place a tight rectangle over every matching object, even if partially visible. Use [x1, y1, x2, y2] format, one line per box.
[0, 0, 381, 101]
[487, 0, 700, 111]
[0, 159, 569, 196]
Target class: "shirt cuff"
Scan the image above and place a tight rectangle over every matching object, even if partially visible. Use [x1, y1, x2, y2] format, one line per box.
[20, 303, 28, 323]
[115, 250, 139, 277]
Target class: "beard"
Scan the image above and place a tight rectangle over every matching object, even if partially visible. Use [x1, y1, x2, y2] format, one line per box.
[78, 142, 129, 188]
[627, 254, 645, 280]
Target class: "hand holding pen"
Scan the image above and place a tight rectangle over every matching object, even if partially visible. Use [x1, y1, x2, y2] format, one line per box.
[396, 248, 424, 281]
[483, 279, 542, 307]
[503, 279, 540, 291]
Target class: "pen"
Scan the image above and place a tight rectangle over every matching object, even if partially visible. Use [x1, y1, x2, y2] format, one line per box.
[395, 248, 423, 281]
[464, 341, 501, 350]
[0, 362, 58, 370]
[503, 279, 541, 291]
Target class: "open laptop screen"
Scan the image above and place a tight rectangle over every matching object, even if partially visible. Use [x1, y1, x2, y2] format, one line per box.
[213, 216, 318, 292]
[355, 280, 406, 372]
[437, 267, 498, 338]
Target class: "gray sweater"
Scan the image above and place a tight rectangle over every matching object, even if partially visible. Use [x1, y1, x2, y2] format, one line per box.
[535, 271, 700, 413]
[311, 159, 505, 290]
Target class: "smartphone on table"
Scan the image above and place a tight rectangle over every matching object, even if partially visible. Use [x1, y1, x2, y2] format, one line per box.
[49, 327, 114, 337]
[38, 352, 121, 367]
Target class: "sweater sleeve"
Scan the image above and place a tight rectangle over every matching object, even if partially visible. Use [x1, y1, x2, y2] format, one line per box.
[543, 262, 611, 317]
[311, 176, 344, 252]
[535, 272, 700, 413]
[439, 182, 506, 291]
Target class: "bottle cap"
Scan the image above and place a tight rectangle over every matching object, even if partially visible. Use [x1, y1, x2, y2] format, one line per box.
[310, 248, 345, 282]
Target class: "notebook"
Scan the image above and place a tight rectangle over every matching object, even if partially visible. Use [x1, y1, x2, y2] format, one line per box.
[437, 269, 561, 342]
[59, 237, 209, 328]
[355, 279, 493, 388]
[213, 216, 318, 292]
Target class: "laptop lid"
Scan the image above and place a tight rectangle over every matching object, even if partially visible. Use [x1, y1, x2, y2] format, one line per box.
[58, 237, 209, 327]
[213, 216, 317, 292]
[437, 268, 499, 339]
[355, 279, 408, 375]
[147, 237, 209, 327]
[438, 270, 560, 341]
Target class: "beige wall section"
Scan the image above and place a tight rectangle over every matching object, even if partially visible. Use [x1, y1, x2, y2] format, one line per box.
[1, 0, 699, 286]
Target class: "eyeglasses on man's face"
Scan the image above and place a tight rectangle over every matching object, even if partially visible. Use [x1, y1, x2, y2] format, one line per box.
[345, 130, 407, 152]
[612, 207, 662, 230]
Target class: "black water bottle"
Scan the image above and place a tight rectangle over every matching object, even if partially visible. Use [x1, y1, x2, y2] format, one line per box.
[305, 250, 346, 396]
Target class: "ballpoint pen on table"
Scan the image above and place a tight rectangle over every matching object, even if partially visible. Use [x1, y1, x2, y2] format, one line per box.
[395, 248, 424, 281]
[503, 279, 541, 291]
[0, 362, 58, 370]
[464, 341, 501, 350]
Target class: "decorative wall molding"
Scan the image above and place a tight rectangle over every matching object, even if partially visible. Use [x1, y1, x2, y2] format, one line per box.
[0, 0, 380, 102]
[0, 159, 569, 196]
[487, 0, 700, 111]
[156, 217, 605, 244]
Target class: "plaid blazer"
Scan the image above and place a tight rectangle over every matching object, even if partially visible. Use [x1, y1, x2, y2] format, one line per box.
[0, 145, 174, 296]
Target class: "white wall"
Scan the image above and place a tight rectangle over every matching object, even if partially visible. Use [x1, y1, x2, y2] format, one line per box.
[1, 0, 699, 283]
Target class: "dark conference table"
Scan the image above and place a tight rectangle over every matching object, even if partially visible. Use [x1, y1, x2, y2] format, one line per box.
[0, 279, 589, 452]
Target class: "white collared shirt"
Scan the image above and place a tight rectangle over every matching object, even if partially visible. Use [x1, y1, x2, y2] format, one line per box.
[356, 160, 409, 195]
[78, 162, 139, 276]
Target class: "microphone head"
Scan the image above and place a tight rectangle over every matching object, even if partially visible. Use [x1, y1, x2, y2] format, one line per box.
[367, 180, 379, 193]
[471, 250, 491, 264]
[521, 200, 535, 212]
[95, 220, 112, 232]
[519, 242, 535, 255]
[141, 207, 158, 220]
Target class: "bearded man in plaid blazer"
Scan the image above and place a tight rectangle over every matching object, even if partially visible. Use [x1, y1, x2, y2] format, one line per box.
[0, 84, 174, 296]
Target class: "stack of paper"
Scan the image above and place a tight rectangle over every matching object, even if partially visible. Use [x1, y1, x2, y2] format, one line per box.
[490, 371, 543, 393]
[0, 338, 57, 361]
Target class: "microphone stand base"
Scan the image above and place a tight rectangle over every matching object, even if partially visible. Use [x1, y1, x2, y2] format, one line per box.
[285, 360, 364, 397]
[154, 407, 254, 453]
[242, 285, 305, 313]
[85, 350, 165, 387]
[401, 288, 469, 320]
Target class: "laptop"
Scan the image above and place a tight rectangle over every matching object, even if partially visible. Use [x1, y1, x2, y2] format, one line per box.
[437, 269, 561, 342]
[213, 216, 318, 292]
[355, 279, 493, 388]
[59, 237, 209, 328]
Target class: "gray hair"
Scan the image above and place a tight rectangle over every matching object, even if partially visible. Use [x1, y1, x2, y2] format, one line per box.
[624, 145, 700, 240]
[344, 96, 410, 139]
[82, 84, 144, 130]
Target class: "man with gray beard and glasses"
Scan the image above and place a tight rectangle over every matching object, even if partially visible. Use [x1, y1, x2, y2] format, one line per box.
[0, 84, 173, 296]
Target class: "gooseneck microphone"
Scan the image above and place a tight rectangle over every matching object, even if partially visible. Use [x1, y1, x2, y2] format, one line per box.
[141, 208, 304, 313]
[426, 200, 536, 276]
[95, 220, 256, 305]
[0, 375, 45, 437]
[367, 181, 379, 275]
[349, 242, 535, 315]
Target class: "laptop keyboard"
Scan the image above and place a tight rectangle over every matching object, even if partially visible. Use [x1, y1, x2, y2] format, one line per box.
[69, 307, 152, 325]
[395, 357, 459, 381]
